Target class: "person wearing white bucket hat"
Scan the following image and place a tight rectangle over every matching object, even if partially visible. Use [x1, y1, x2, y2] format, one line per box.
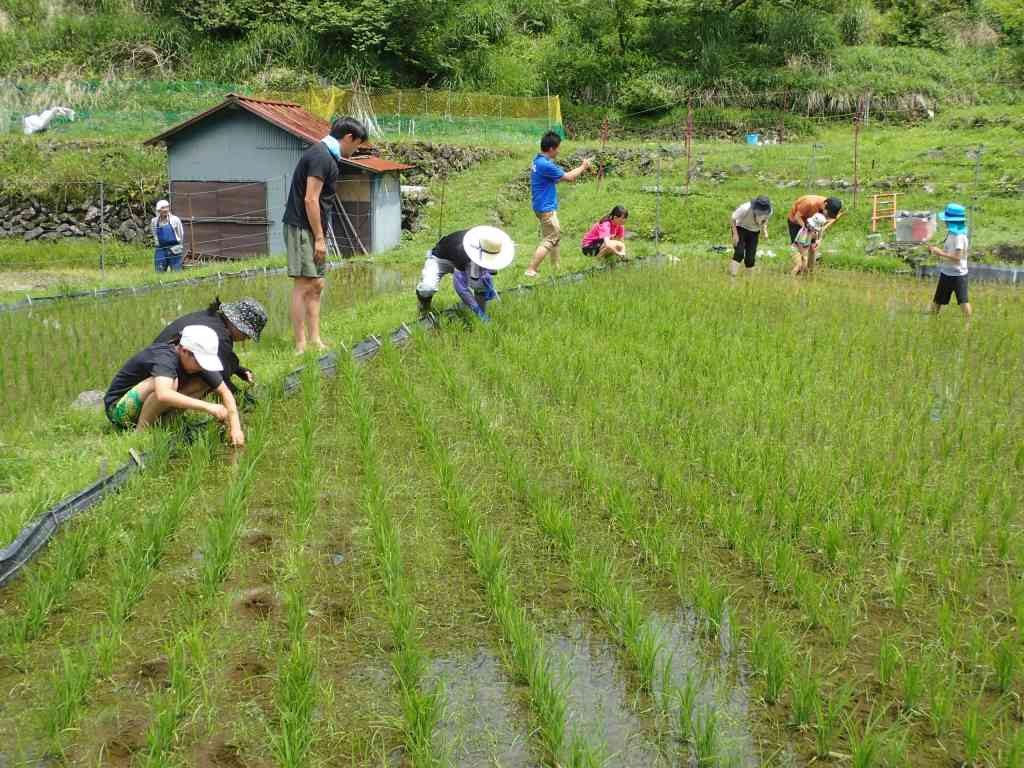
[104, 324, 245, 446]
[150, 199, 185, 272]
[415, 225, 515, 321]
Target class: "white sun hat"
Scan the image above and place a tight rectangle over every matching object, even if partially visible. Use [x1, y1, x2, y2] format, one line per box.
[179, 325, 223, 372]
[155, 199, 170, 213]
[807, 213, 828, 231]
[462, 226, 515, 272]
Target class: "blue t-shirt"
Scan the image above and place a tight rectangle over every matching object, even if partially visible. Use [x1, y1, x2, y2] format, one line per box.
[531, 154, 565, 213]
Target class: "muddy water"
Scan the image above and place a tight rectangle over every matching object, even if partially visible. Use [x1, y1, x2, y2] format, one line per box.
[549, 622, 667, 768]
[649, 608, 761, 767]
[426, 650, 538, 768]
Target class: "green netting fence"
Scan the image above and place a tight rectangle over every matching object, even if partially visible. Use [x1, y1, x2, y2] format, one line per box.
[1, 80, 564, 141]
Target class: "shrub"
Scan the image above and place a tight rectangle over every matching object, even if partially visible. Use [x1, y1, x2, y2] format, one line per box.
[615, 70, 676, 116]
[763, 8, 842, 64]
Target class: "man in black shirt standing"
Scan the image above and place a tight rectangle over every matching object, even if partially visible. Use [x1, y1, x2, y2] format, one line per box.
[283, 116, 367, 354]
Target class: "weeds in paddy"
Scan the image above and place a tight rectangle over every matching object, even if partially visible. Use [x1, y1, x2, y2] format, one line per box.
[343, 355, 443, 766]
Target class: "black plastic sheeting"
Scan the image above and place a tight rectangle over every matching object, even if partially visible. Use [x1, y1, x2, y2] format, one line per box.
[0, 260, 349, 314]
[0, 257, 648, 588]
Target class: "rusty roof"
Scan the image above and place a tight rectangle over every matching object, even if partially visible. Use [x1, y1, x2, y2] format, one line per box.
[144, 94, 413, 174]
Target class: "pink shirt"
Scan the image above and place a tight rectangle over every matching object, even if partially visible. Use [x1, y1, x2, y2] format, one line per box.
[581, 219, 625, 248]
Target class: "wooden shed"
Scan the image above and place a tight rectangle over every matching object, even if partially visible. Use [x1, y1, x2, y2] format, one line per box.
[144, 94, 412, 260]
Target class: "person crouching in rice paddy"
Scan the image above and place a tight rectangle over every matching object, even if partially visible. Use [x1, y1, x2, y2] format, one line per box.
[787, 195, 842, 246]
[104, 325, 245, 446]
[416, 225, 515, 322]
[729, 195, 772, 276]
[924, 202, 972, 319]
[581, 205, 629, 264]
[792, 213, 827, 276]
[155, 297, 267, 394]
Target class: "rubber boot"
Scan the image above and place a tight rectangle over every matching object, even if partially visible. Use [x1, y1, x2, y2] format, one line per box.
[417, 292, 433, 317]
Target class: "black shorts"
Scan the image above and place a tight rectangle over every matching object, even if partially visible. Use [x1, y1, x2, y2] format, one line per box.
[582, 239, 604, 256]
[788, 220, 802, 244]
[732, 228, 759, 268]
[933, 273, 969, 305]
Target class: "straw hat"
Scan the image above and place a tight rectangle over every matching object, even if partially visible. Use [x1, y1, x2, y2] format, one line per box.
[462, 226, 515, 271]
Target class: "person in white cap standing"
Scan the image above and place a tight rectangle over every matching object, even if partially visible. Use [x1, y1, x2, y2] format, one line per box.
[104, 325, 245, 446]
[151, 199, 185, 272]
[415, 226, 515, 321]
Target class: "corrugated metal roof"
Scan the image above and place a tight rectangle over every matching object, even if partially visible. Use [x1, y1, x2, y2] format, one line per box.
[145, 94, 413, 174]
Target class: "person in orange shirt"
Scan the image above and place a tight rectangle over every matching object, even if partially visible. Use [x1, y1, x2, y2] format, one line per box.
[787, 196, 842, 244]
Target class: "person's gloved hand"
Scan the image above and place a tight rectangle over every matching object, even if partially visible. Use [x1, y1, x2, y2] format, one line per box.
[471, 304, 491, 322]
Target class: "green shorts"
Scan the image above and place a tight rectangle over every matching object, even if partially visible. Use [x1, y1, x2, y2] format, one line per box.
[106, 387, 144, 429]
[285, 224, 326, 278]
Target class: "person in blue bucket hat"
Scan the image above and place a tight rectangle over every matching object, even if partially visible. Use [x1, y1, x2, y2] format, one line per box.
[924, 203, 972, 318]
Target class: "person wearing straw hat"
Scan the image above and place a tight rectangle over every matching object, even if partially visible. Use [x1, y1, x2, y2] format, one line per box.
[104, 325, 245, 446]
[151, 199, 185, 272]
[924, 202, 972, 318]
[154, 296, 268, 392]
[729, 195, 772, 276]
[415, 226, 515, 321]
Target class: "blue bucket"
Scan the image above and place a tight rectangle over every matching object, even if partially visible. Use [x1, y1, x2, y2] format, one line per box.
[745, 132, 760, 145]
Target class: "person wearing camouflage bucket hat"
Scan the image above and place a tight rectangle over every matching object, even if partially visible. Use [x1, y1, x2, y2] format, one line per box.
[153, 296, 267, 392]
[221, 298, 268, 343]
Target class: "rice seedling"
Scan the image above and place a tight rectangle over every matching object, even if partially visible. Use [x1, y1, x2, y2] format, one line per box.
[693, 706, 719, 767]
[343, 353, 445, 766]
[900, 658, 925, 717]
[676, 672, 699, 743]
[789, 662, 820, 729]
[995, 636, 1019, 694]
[750, 620, 790, 705]
[962, 695, 989, 766]
[878, 635, 902, 687]
[814, 683, 851, 759]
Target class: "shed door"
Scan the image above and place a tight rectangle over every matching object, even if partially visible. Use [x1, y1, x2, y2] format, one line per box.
[170, 181, 268, 260]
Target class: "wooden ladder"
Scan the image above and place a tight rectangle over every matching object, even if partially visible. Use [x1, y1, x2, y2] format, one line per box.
[871, 193, 899, 233]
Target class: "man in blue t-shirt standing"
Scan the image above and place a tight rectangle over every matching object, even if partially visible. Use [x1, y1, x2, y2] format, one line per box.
[524, 131, 593, 277]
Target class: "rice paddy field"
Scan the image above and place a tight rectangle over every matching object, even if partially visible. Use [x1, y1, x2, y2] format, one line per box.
[1, 257, 1023, 767]
[2, 104, 1024, 767]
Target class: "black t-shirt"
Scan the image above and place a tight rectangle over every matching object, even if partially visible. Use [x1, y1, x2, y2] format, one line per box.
[104, 342, 224, 411]
[154, 310, 244, 383]
[433, 229, 471, 271]
[283, 142, 339, 232]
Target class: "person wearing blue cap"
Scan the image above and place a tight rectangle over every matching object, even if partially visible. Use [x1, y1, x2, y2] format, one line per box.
[924, 203, 972, 318]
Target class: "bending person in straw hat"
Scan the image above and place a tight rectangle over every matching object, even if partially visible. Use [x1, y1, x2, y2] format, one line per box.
[151, 199, 185, 272]
[155, 296, 268, 392]
[104, 325, 245, 446]
[924, 202, 972, 319]
[415, 226, 515, 322]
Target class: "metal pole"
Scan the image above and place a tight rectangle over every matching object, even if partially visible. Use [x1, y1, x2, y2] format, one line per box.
[437, 177, 447, 241]
[853, 97, 862, 210]
[655, 149, 662, 255]
[685, 98, 694, 197]
[808, 143, 822, 189]
[546, 80, 551, 130]
[99, 181, 105, 272]
[597, 117, 608, 192]
[972, 145, 983, 242]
